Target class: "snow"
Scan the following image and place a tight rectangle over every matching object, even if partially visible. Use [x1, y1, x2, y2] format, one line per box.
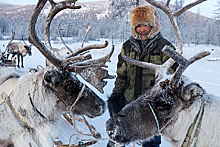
[1, 39, 220, 147]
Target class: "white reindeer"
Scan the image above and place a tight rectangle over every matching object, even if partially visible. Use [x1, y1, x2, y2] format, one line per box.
[105, 0, 218, 147]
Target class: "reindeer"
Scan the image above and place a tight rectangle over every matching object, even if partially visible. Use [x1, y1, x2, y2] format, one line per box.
[0, 0, 114, 146]
[46, 21, 112, 93]
[105, 0, 219, 147]
[6, 33, 32, 68]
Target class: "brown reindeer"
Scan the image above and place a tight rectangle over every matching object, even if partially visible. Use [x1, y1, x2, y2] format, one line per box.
[105, 0, 219, 147]
[6, 34, 32, 68]
[0, 0, 113, 147]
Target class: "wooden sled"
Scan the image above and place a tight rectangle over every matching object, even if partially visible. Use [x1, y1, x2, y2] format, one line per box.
[53, 114, 100, 147]
[4, 59, 16, 67]
[54, 141, 97, 147]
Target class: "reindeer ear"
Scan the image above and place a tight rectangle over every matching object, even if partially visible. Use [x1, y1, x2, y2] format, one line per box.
[43, 69, 62, 87]
[181, 83, 205, 101]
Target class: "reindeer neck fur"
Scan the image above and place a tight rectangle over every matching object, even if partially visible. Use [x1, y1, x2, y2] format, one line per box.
[162, 97, 202, 147]
[0, 66, 20, 85]
[0, 67, 61, 146]
[155, 75, 203, 146]
[163, 93, 220, 147]
[10, 67, 64, 123]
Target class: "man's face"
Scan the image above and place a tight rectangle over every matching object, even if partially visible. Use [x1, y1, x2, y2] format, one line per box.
[135, 24, 152, 40]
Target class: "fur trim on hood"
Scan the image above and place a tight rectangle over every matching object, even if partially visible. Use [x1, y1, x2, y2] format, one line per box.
[130, 5, 161, 40]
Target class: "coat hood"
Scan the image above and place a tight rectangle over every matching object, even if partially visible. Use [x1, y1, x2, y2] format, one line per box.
[130, 5, 161, 40]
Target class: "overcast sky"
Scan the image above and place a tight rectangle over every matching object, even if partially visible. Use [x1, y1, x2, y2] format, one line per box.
[4, 0, 217, 18]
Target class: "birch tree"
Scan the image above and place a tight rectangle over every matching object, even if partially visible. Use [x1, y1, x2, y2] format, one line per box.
[213, 0, 220, 46]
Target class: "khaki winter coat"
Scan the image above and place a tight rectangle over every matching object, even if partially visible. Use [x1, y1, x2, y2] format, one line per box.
[113, 33, 177, 103]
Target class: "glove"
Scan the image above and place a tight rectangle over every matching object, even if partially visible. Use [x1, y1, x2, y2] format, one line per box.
[107, 92, 126, 117]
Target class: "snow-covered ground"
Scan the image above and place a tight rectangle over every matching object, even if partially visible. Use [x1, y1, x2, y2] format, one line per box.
[1, 39, 220, 147]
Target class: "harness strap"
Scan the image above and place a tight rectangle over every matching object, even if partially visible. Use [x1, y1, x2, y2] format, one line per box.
[148, 99, 206, 147]
[0, 78, 31, 128]
[181, 100, 206, 147]
[148, 103, 160, 132]
[29, 93, 47, 120]
[0, 91, 31, 129]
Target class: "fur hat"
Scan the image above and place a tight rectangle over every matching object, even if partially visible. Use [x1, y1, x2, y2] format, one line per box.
[130, 5, 161, 39]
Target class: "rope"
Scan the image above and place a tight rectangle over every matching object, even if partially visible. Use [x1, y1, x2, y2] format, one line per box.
[159, 110, 181, 133]
[69, 84, 85, 111]
[68, 84, 86, 147]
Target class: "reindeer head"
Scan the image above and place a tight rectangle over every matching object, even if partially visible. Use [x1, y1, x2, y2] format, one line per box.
[21, 35, 32, 56]
[28, 0, 113, 118]
[23, 45, 32, 56]
[42, 66, 106, 118]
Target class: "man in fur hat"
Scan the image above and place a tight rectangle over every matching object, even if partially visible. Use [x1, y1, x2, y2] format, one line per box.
[107, 5, 178, 147]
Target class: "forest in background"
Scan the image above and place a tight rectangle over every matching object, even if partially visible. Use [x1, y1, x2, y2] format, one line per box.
[0, 0, 219, 46]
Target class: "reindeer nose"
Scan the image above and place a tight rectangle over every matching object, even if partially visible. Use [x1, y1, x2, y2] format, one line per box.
[96, 100, 106, 115]
[105, 118, 130, 145]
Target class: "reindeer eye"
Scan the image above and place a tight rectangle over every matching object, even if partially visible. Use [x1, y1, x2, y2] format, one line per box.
[156, 101, 171, 111]
[66, 84, 75, 91]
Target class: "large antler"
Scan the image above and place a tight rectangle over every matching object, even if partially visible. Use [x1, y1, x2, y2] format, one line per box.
[123, 0, 208, 87]
[29, 0, 114, 93]
[29, 0, 63, 69]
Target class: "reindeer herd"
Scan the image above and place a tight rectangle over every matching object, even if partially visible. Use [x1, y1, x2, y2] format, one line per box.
[0, 0, 219, 147]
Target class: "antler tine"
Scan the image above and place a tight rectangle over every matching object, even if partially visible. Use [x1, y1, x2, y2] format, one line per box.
[29, 0, 62, 69]
[146, 0, 183, 53]
[173, 0, 207, 17]
[122, 55, 167, 79]
[21, 34, 29, 46]
[165, 0, 171, 7]
[5, 30, 15, 53]
[188, 51, 210, 64]
[57, 22, 73, 53]
[122, 55, 158, 70]
[44, 0, 81, 58]
[64, 54, 92, 65]
[67, 40, 108, 58]
[78, 24, 93, 48]
[163, 46, 210, 88]
[71, 44, 114, 68]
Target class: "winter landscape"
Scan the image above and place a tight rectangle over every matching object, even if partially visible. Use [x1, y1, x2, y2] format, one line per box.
[0, 0, 220, 146]
[1, 38, 220, 147]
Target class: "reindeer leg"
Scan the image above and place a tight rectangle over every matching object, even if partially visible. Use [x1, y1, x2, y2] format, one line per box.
[21, 56, 24, 68]
[6, 54, 9, 59]
[17, 54, 20, 68]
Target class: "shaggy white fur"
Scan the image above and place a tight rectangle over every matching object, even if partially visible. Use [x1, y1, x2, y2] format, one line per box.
[163, 93, 220, 147]
[0, 66, 106, 147]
